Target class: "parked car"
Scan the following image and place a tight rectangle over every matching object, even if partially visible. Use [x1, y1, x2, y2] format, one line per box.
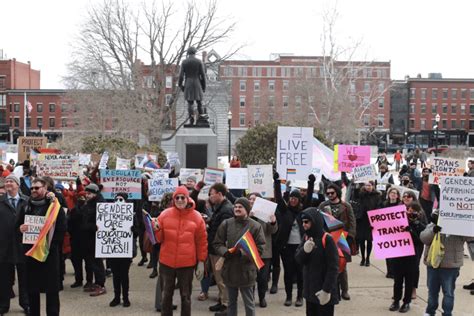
[426, 145, 449, 154]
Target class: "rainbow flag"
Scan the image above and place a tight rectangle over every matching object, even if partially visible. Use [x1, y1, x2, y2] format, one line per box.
[287, 168, 296, 175]
[320, 211, 344, 232]
[143, 213, 157, 245]
[229, 230, 264, 270]
[26, 199, 61, 262]
[331, 229, 351, 256]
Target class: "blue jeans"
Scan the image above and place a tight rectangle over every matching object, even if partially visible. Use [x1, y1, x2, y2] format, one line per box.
[426, 266, 459, 316]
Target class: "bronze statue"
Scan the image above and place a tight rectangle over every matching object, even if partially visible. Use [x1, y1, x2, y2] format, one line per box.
[178, 47, 207, 125]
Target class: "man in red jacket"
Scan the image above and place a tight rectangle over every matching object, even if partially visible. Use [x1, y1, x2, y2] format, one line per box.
[154, 185, 208, 316]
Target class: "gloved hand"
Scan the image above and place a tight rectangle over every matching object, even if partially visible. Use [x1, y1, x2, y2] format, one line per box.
[404, 226, 412, 233]
[433, 225, 442, 233]
[195, 262, 204, 281]
[308, 174, 316, 183]
[315, 290, 331, 305]
[273, 172, 280, 181]
[303, 238, 315, 253]
[223, 249, 241, 259]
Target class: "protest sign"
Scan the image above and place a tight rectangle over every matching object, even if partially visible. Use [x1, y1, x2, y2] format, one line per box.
[95, 203, 134, 258]
[100, 169, 142, 200]
[251, 197, 277, 223]
[247, 165, 273, 198]
[336, 145, 371, 172]
[352, 164, 377, 183]
[225, 168, 249, 189]
[438, 176, 474, 237]
[22, 215, 45, 244]
[198, 185, 211, 200]
[203, 168, 224, 185]
[179, 168, 203, 183]
[277, 126, 313, 180]
[78, 153, 91, 166]
[333, 144, 339, 172]
[429, 157, 465, 185]
[116, 157, 131, 170]
[151, 169, 170, 179]
[98, 152, 109, 169]
[135, 152, 159, 169]
[17, 136, 47, 162]
[148, 178, 179, 201]
[368, 205, 415, 259]
[166, 152, 180, 167]
[36, 154, 80, 179]
[389, 185, 420, 199]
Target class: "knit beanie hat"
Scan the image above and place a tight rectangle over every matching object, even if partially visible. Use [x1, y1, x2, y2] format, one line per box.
[85, 183, 100, 194]
[5, 174, 20, 186]
[234, 197, 251, 214]
[289, 189, 302, 200]
[173, 185, 190, 200]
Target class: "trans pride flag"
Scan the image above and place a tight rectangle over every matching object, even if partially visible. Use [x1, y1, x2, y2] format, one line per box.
[229, 230, 264, 270]
[25, 199, 61, 262]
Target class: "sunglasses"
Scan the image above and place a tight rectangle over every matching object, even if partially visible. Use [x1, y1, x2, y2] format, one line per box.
[31, 186, 43, 191]
[402, 195, 412, 199]
[302, 219, 310, 224]
[174, 196, 186, 201]
[326, 191, 336, 196]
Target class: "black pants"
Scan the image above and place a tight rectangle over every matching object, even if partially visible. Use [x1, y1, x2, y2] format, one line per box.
[28, 291, 59, 316]
[420, 198, 434, 220]
[281, 244, 303, 299]
[413, 245, 423, 289]
[85, 256, 105, 287]
[150, 245, 160, 270]
[306, 301, 334, 316]
[160, 264, 194, 316]
[110, 259, 131, 299]
[71, 248, 93, 284]
[256, 258, 271, 300]
[271, 241, 281, 285]
[392, 257, 416, 304]
[386, 258, 395, 276]
[0, 262, 28, 312]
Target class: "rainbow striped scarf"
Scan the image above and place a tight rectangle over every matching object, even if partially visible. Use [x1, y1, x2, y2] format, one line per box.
[26, 199, 61, 262]
[229, 230, 264, 270]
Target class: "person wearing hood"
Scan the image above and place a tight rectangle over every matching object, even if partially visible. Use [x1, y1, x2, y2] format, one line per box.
[213, 197, 266, 316]
[295, 208, 339, 316]
[153, 185, 208, 316]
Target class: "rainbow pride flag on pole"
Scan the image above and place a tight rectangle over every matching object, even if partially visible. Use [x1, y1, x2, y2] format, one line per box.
[229, 230, 264, 270]
[26, 199, 61, 262]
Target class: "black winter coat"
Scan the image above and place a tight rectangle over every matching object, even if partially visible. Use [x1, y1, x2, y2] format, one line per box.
[0, 194, 29, 263]
[80, 194, 105, 256]
[355, 189, 382, 241]
[207, 199, 234, 255]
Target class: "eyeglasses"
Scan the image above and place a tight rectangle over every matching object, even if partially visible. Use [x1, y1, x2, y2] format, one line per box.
[174, 196, 186, 201]
[402, 195, 412, 199]
[302, 219, 310, 224]
[31, 186, 43, 191]
[326, 191, 336, 196]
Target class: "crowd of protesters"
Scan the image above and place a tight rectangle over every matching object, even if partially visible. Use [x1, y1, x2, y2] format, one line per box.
[0, 155, 472, 316]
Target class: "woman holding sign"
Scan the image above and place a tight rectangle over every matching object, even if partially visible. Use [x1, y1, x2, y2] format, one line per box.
[382, 188, 402, 279]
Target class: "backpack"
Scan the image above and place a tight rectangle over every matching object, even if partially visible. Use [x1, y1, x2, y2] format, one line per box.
[322, 232, 346, 273]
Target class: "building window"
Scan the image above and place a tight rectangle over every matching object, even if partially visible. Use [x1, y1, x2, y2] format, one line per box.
[238, 67, 247, 76]
[49, 103, 56, 112]
[364, 82, 370, 92]
[239, 80, 246, 91]
[61, 118, 67, 127]
[382, 69, 388, 78]
[268, 80, 275, 91]
[470, 89, 474, 99]
[377, 114, 384, 127]
[363, 114, 370, 126]
[239, 113, 245, 126]
[0, 78, 5, 89]
[431, 89, 438, 99]
[451, 89, 457, 99]
[239, 96, 245, 107]
[420, 88, 427, 99]
[165, 76, 172, 89]
[143, 76, 154, 88]
[26, 118, 30, 128]
[224, 67, 234, 77]
[410, 88, 415, 99]
[14, 103, 20, 112]
[409, 104, 415, 114]
[49, 118, 55, 128]
[442, 89, 448, 99]
[295, 96, 302, 107]
[252, 67, 262, 77]
[283, 96, 289, 107]
[254, 80, 260, 91]
[37, 117, 43, 127]
[442, 104, 448, 114]
[36, 103, 43, 113]
[409, 119, 415, 128]
[281, 67, 291, 77]
[254, 113, 260, 125]
[421, 119, 426, 129]
[254, 96, 260, 107]
[451, 120, 456, 129]
[461, 104, 466, 114]
[378, 98, 384, 108]
[461, 89, 467, 99]
[266, 67, 276, 77]
[431, 104, 437, 114]
[378, 82, 384, 92]
[470, 104, 474, 114]
[442, 120, 447, 129]
[14, 117, 19, 127]
[470, 120, 474, 129]
[421, 103, 426, 113]
[294, 67, 304, 77]
[61, 103, 68, 112]
[283, 80, 289, 91]
[0, 94, 6, 107]
[460, 120, 465, 128]
[451, 104, 456, 114]
[363, 96, 370, 106]
[268, 96, 274, 107]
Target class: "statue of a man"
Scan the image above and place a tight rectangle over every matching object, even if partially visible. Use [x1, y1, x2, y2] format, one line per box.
[178, 47, 207, 125]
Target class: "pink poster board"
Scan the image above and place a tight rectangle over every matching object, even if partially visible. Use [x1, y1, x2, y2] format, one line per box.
[368, 205, 415, 259]
[337, 145, 371, 172]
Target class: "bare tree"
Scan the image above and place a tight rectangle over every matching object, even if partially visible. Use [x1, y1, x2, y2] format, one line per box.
[63, 0, 240, 145]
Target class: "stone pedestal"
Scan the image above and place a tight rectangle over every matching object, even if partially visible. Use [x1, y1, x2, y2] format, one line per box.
[175, 127, 217, 168]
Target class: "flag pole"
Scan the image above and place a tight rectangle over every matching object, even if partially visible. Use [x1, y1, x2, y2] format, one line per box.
[23, 92, 27, 137]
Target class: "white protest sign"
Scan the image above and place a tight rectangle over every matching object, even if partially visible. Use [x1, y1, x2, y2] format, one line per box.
[247, 165, 273, 198]
[429, 157, 465, 185]
[36, 154, 80, 179]
[203, 168, 224, 185]
[179, 168, 203, 183]
[225, 168, 249, 189]
[78, 153, 91, 166]
[438, 176, 474, 237]
[148, 178, 179, 201]
[352, 164, 377, 183]
[22, 215, 45, 244]
[251, 197, 277, 223]
[116, 157, 131, 170]
[151, 169, 170, 179]
[99, 152, 109, 169]
[95, 203, 134, 258]
[277, 126, 313, 180]
[166, 152, 180, 167]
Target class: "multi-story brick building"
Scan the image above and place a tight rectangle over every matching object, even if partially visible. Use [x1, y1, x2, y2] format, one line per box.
[406, 74, 474, 146]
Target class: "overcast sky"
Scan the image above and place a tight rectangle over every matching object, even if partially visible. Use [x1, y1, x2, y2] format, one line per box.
[2, 0, 473, 88]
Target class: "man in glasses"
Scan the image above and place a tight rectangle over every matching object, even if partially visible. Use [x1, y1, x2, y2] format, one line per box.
[154, 185, 207, 316]
[319, 183, 355, 301]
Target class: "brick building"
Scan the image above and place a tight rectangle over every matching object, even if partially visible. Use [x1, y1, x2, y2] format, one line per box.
[406, 74, 474, 146]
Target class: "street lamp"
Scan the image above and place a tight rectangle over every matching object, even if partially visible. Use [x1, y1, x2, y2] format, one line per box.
[404, 131, 408, 144]
[227, 111, 232, 162]
[434, 113, 440, 157]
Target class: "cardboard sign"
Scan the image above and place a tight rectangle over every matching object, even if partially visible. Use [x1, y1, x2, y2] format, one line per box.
[247, 165, 274, 198]
[22, 215, 45, 244]
[148, 178, 179, 201]
[98, 152, 109, 169]
[225, 168, 249, 189]
[277, 126, 314, 180]
[352, 164, 377, 183]
[36, 154, 80, 179]
[251, 197, 277, 223]
[17, 136, 47, 162]
[368, 205, 415, 259]
[438, 176, 474, 237]
[179, 168, 203, 183]
[95, 203, 134, 258]
[116, 157, 131, 170]
[78, 153, 91, 166]
[203, 168, 224, 185]
[429, 157, 465, 185]
[100, 169, 142, 200]
[336, 145, 371, 172]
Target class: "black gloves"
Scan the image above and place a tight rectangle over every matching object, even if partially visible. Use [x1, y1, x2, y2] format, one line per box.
[223, 250, 241, 259]
[308, 174, 316, 183]
[433, 225, 442, 233]
[273, 172, 280, 181]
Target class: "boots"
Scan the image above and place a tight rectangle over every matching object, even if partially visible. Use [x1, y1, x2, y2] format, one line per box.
[270, 266, 280, 294]
[109, 293, 120, 307]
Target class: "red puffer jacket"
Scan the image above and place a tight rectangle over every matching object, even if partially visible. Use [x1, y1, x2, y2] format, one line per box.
[155, 200, 208, 268]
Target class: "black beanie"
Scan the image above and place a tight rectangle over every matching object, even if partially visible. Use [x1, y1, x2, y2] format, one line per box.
[234, 197, 251, 214]
[289, 189, 302, 200]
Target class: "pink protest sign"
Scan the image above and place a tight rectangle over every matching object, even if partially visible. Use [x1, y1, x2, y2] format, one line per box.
[337, 145, 371, 172]
[368, 205, 415, 259]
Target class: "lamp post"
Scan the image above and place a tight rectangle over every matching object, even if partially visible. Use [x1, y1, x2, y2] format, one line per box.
[227, 111, 232, 162]
[434, 113, 440, 157]
[404, 131, 408, 144]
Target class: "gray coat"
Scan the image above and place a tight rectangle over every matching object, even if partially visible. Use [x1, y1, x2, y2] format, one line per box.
[178, 55, 206, 101]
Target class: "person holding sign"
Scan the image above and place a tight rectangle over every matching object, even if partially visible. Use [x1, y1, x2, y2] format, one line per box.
[375, 164, 394, 199]
[381, 188, 403, 279]
[153, 186, 208, 316]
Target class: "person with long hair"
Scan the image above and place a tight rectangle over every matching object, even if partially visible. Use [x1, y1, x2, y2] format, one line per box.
[382, 187, 402, 279]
